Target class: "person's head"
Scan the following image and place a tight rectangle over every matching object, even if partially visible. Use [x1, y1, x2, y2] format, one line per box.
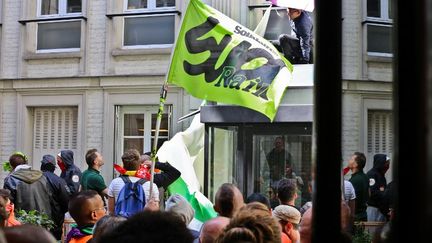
[288, 8, 302, 20]
[246, 193, 271, 211]
[4, 224, 55, 243]
[9, 152, 28, 169]
[242, 202, 272, 216]
[68, 190, 106, 227]
[214, 183, 244, 218]
[277, 179, 298, 205]
[216, 203, 281, 243]
[92, 215, 126, 243]
[348, 152, 366, 171]
[99, 211, 194, 243]
[300, 207, 312, 243]
[121, 149, 141, 170]
[0, 189, 11, 225]
[285, 161, 294, 176]
[57, 150, 74, 170]
[372, 154, 390, 174]
[40, 154, 56, 172]
[139, 154, 152, 164]
[272, 205, 301, 236]
[165, 194, 195, 225]
[199, 217, 230, 243]
[274, 136, 285, 151]
[85, 149, 104, 169]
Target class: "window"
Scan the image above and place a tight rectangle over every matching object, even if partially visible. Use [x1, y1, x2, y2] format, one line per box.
[124, 15, 175, 46]
[117, 106, 172, 155]
[36, 0, 83, 51]
[122, 0, 176, 48]
[39, 0, 82, 17]
[33, 107, 78, 173]
[367, 110, 393, 155]
[126, 0, 175, 10]
[365, 0, 393, 55]
[367, 110, 393, 179]
[37, 21, 81, 50]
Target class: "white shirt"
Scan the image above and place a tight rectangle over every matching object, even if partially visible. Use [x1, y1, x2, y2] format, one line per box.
[343, 180, 356, 201]
[107, 176, 159, 204]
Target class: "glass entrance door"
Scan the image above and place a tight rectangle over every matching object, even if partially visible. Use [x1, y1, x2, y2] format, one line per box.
[251, 134, 312, 208]
[243, 124, 312, 209]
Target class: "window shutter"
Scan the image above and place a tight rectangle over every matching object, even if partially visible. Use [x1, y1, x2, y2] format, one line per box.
[33, 107, 78, 150]
[367, 110, 393, 155]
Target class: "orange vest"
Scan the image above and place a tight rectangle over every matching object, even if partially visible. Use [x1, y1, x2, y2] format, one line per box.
[69, 235, 93, 243]
[281, 232, 292, 243]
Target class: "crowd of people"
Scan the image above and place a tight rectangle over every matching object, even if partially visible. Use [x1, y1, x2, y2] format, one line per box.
[0, 147, 394, 243]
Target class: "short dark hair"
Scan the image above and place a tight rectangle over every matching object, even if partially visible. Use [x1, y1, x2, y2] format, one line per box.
[246, 193, 271, 210]
[353, 152, 366, 169]
[121, 149, 140, 170]
[215, 183, 236, 218]
[69, 190, 100, 226]
[99, 211, 194, 243]
[92, 215, 126, 243]
[85, 149, 99, 167]
[277, 179, 297, 203]
[9, 153, 27, 168]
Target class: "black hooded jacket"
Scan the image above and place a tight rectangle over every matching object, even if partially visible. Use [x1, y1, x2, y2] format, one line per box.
[366, 154, 389, 215]
[59, 150, 82, 195]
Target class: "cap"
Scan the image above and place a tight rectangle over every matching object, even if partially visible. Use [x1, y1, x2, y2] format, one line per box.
[272, 205, 301, 225]
[41, 154, 56, 166]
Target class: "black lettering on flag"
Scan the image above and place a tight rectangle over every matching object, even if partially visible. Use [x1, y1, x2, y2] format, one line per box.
[184, 16, 287, 101]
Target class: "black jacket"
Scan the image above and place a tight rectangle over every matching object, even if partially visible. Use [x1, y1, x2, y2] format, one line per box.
[292, 11, 313, 64]
[43, 170, 71, 239]
[4, 166, 53, 218]
[366, 154, 389, 215]
[59, 150, 82, 195]
[154, 162, 181, 189]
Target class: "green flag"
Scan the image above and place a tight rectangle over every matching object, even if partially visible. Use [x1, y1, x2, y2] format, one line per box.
[167, 0, 293, 121]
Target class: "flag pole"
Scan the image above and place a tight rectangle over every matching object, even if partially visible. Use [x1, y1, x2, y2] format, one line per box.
[149, 84, 168, 200]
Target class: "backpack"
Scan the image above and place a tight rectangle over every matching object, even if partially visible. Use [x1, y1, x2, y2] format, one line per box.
[114, 176, 147, 218]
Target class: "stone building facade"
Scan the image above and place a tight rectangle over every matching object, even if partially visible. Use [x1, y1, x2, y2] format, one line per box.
[0, 0, 393, 183]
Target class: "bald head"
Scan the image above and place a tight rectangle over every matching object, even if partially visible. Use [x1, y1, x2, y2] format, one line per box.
[200, 216, 230, 243]
[214, 183, 244, 218]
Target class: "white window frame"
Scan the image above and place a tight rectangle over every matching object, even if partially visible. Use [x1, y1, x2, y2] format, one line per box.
[123, 0, 176, 12]
[35, 19, 83, 53]
[122, 14, 176, 49]
[363, 0, 393, 57]
[117, 105, 172, 158]
[122, 0, 176, 49]
[37, 0, 84, 18]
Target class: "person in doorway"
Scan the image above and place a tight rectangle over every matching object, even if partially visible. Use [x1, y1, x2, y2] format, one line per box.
[266, 137, 292, 184]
